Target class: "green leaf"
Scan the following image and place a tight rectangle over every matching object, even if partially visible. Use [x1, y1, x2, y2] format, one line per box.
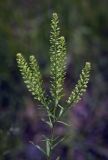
[58, 104, 64, 117]
[57, 121, 71, 127]
[29, 141, 46, 155]
[52, 137, 65, 149]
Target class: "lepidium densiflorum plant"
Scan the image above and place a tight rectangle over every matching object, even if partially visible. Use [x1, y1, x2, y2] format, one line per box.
[16, 13, 91, 160]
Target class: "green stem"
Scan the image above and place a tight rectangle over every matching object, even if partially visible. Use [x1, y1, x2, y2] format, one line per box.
[45, 98, 60, 160]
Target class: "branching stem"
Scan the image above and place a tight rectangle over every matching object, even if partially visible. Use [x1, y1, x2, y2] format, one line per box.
[16, 12, 91, 160]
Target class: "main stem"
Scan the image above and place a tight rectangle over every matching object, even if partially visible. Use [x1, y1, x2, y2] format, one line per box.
[46, 118, 54, 160]
[46, 99, 59, 160]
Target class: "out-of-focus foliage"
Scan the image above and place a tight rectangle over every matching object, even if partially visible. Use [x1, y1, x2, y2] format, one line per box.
[0, 0, 108, 160]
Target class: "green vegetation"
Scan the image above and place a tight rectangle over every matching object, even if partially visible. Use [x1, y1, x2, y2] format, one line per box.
[16, 13, 91, 160]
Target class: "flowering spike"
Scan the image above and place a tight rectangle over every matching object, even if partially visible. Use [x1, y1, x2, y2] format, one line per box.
[67, 62, 91, 105]
[50, 13, 66, 102]
[16, 53, 46, 105]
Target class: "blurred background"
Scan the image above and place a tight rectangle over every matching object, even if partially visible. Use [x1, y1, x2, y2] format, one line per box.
[0, 0, 108, 159]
